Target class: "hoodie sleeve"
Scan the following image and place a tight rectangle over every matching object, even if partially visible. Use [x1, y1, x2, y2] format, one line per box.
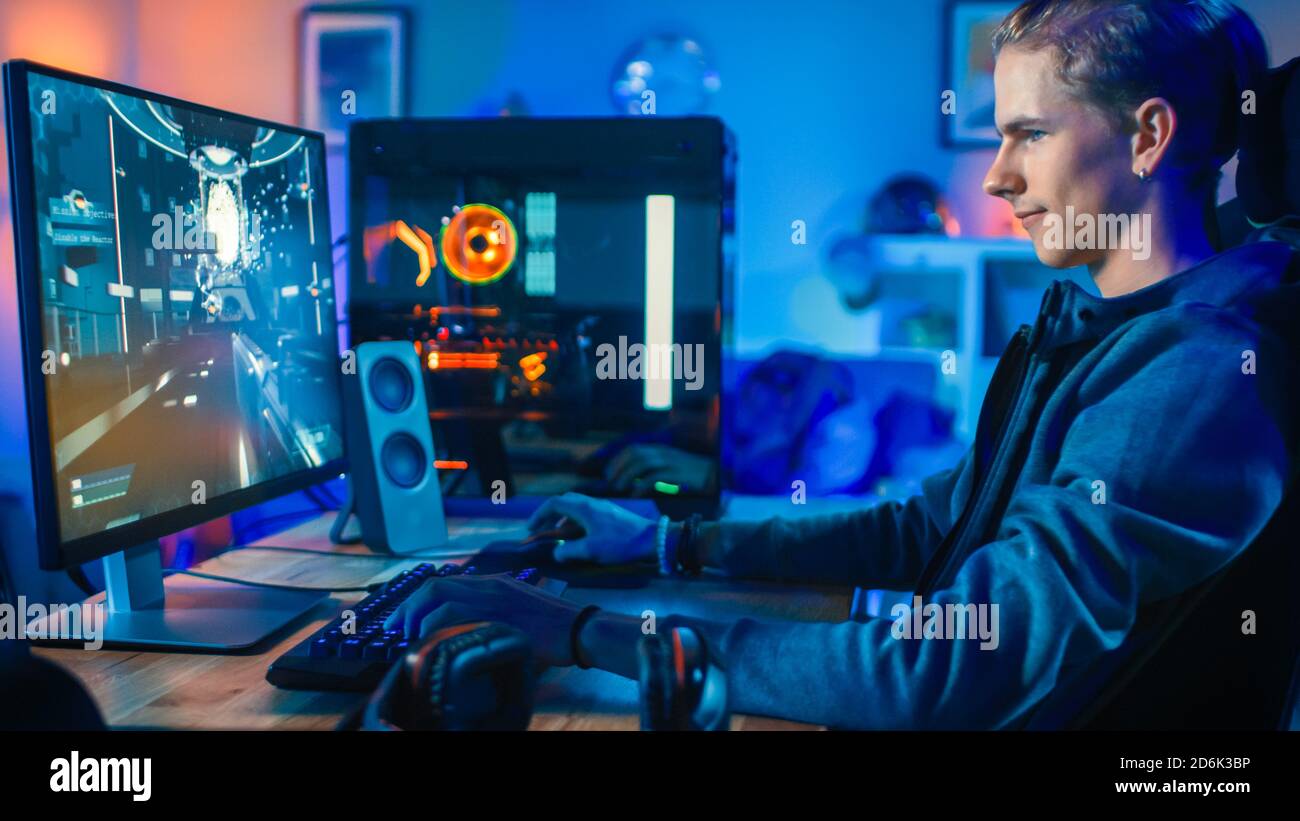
[699, 444, 973, 588]
[667, 305, 1294, 728]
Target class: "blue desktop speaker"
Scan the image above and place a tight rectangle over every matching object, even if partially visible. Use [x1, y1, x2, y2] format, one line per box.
[339, 341, 449, 555]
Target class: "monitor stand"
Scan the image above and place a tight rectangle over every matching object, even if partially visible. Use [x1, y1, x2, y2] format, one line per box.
[26, 541, 326, 652]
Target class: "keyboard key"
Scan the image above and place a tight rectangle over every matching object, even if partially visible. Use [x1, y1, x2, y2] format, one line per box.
[340, 638, 368, 659]
[270, 556, 559, 691]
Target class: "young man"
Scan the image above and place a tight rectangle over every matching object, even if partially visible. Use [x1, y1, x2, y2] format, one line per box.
[390, 0, 1299, 728]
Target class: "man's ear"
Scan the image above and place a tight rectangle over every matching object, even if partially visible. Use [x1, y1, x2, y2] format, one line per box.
[1131, 97, 1177, 177]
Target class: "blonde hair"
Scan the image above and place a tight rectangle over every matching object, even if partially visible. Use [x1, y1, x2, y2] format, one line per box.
[993, 0, 1268, 195]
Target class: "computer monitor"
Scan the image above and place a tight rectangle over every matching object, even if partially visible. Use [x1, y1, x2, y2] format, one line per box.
[3, 61, 345, 649]
[348, 118, 733, 515]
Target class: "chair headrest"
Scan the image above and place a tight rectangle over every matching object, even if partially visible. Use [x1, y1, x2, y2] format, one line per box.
[1237, 56, 1300, 223]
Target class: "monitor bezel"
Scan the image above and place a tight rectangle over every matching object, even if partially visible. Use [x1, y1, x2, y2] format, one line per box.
[3, 59, 347, 570]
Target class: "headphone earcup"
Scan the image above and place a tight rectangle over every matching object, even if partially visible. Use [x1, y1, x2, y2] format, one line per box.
[637, 627, 729, 730]
[637, 632, 676, 730]
[402, 622, 536, 730]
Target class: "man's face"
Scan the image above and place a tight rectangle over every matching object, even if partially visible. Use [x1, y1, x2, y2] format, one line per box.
[984, 46, 1136, 268]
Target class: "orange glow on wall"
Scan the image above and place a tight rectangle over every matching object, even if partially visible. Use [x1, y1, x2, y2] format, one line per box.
[1, 0, 122, 79]
[133, 0, 301, 122]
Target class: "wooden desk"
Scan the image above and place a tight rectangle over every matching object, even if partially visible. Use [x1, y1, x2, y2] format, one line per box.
[33, 514, 849, 730]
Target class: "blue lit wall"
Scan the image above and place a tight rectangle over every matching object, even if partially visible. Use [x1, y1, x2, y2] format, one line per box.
[378, 0, 1300, 355]
[395, 0, 966, 356]
[1, 0, 1298, 509]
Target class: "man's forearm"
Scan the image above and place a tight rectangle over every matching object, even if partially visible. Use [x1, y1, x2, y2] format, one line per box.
[575, 611, 643, 679]
[690, 521, 726, 570]
[676, 496, 953, 587]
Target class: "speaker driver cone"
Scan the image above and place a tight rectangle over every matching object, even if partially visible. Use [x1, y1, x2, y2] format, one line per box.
[380, 433, 427, 488]
[369, 357, 415, 413]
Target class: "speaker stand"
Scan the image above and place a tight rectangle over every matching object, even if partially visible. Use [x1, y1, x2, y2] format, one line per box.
[328, 478, 361, 545]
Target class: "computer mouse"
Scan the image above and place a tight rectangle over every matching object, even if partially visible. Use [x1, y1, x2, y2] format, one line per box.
[473, 519, 647, 588]
[472, 533, 574, 573]
[522, 517, 586, 545]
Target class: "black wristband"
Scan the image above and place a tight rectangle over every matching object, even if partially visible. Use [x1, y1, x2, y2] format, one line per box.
[677, 514, 705, 575]
[570, 604, 602, 669]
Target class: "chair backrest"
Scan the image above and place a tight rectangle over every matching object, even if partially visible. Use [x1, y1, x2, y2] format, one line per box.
[1218, 55, 1300, 245]
[1070, 480, 1300, 729]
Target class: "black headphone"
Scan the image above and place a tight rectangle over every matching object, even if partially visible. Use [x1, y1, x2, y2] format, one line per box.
[637, 626, 729, 731]
[353, 621, 537, 731]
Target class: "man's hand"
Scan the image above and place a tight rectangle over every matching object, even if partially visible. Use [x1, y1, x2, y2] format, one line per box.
[527, 492, 658, 564]
[383, 574, 592, 667]
[603, 444, 716, 495]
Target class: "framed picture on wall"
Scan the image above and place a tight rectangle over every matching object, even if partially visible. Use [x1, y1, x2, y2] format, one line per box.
[942, 0, 1018, 147]
[299, 5, 410, 149]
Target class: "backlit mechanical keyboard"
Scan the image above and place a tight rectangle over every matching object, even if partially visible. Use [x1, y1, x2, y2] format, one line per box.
[266, 561, 565, 691]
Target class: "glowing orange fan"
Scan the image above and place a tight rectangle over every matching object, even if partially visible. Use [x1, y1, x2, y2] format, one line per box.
[439, 204, 518, 285]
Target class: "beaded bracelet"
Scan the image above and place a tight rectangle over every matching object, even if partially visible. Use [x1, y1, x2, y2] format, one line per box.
[654, 514, 673, 577]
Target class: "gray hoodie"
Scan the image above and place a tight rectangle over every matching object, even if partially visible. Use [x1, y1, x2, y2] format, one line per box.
[672, 240, 1300, 729]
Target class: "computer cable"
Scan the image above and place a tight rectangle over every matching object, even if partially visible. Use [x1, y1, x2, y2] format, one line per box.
[230, 500, 330, 544]
[229, 486, 346, 545]
[164, 568, 377, 593]
[306, 482, 344, 510]
[216, 544, 407, 560]
[439, 466, 470, 497]
[302, 487, 337, 512]
[169, 543, 422, 593]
